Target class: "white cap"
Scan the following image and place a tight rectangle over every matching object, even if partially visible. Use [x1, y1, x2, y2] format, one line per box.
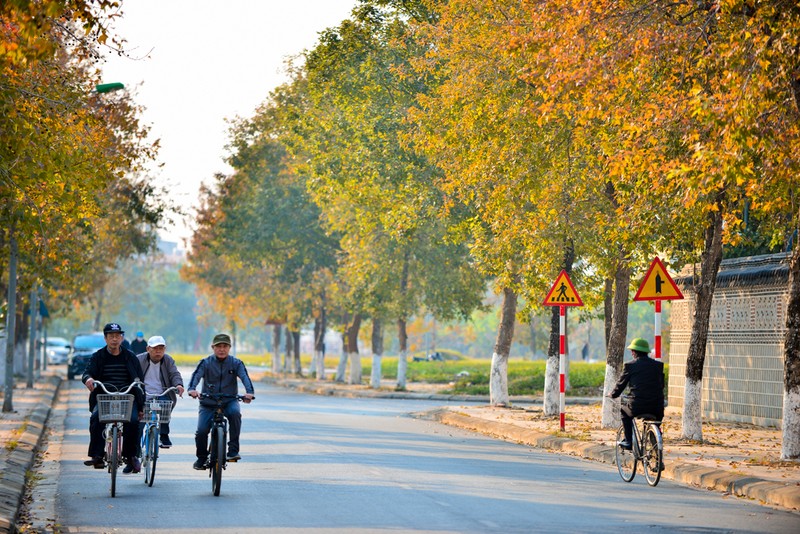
[147, 335, 166, 347]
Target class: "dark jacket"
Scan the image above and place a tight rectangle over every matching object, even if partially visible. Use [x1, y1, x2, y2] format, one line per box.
[610, 355, 665, 419]
[136, 352, 184, 406]
[130, 339, 148, 354]
[188, 355, 254, 407]
[82, 346, 145, 412]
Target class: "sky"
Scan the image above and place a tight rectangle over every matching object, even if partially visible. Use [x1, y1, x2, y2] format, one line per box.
[101, 0, 360, 247]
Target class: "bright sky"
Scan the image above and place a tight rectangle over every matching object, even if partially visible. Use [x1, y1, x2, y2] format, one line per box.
[101, 0, 359, 247]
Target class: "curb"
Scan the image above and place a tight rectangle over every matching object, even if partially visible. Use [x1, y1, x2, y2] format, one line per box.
[0, 375, 61, 534]
[427, 408, 800, 513]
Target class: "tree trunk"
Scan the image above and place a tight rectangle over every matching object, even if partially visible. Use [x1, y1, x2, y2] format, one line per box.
[601, 254, 632, 428]
[347, 313, 362, 385]
[335, 329, 348, 383]
[528, 312, 537, 359]
[543, 306, 560, 416]
[681, 206, 724, 441]
[782, 215, 800, 459]
[271, 324, 281, 375]
[604, 277, 613, 349]
[396, 317, 408, 390]
[292, 329, 301, 377]
[3, 227, 17, 412]
[370, 318, 383, 389]
[284, 326, 293, 373]
[490, 287, 517, 406]
[314, 305, 327, 380]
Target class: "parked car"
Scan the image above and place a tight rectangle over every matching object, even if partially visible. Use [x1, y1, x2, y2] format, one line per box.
[67, 332, 106, 380]
[43, 337, 70, 365]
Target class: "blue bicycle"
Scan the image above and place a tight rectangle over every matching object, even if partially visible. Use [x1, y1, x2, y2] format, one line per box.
[140, 387, 180, 487]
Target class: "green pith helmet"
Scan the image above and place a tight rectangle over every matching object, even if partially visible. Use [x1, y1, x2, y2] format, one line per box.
[627, 338, 651, 354]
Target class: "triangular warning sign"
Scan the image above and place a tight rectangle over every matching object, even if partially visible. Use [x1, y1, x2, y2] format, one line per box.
[543, 270, 584, 307]
[634, 257, 684, 301]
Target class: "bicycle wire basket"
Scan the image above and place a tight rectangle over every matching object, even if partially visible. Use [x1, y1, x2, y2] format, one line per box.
[97, 394, 134, 423]
[146, 398, 174, 424]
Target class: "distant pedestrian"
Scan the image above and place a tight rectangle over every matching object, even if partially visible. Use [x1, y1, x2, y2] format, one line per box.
[130, 331, 147, 354]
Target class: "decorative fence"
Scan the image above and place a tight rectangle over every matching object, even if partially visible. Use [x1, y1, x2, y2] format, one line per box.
[668, 253, 790, 427]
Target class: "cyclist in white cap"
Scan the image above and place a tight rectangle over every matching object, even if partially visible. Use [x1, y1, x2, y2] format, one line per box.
[136, 336, 185, 448]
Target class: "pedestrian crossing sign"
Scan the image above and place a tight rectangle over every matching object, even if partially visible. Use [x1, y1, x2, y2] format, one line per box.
[543, 270, 583, 307]
[634, 256, 684, 301]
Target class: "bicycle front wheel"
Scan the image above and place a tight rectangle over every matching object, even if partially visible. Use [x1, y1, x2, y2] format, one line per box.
[643, 425, 663, 486]
[615, 425, 636, 482]
[211, 426, 225, 496]
[145, 425, 159, 487]
[110, 425, 120, 497]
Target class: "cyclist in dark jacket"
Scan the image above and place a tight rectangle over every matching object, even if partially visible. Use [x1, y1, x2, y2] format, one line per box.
[82, 322, 144, 473]
[188, 333, 254, 470]
[608, 338, 665, 449]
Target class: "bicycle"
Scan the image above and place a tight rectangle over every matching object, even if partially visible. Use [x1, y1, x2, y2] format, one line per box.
[140, 387, 180, 487]
[197, 392, 252, 496]
[93, 379, 142, 497]
[615, 395, 664, 486]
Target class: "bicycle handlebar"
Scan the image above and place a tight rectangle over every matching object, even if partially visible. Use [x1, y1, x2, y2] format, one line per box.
[147, 385, 182, 399]
[195, 392, 254, 402]
[92, 379, 143, 395]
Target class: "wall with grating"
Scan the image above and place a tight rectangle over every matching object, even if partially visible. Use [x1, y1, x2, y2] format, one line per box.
[668, 254, 790, 427]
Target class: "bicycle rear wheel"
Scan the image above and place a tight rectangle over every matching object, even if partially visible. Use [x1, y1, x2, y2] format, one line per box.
[615, 425, 636, 482]
[643, 425, 663, 486]
[211, 426, 225, 496]
[145, 425, 158, 487]
[110, 425, 119, 497]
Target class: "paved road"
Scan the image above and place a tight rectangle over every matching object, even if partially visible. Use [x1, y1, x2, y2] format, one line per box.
[37, 379, 800, 533]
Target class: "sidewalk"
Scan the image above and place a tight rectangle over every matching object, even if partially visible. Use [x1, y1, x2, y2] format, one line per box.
[269, 376, 800, 514]
[0, 374, 60, 533]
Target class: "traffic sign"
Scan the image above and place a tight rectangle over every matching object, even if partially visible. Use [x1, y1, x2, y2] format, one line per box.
[543, 270, 583, 307]
[634, 257, 684, 301]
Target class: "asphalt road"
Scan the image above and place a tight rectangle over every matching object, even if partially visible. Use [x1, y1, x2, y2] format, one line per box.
[38, 378, 799, 533]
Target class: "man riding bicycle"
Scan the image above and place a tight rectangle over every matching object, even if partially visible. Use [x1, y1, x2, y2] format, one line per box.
[136, 335, 185, 448]
[608, 338, 665, 449]
[82, 322, 145, 473]
[188, 333, 254, 470]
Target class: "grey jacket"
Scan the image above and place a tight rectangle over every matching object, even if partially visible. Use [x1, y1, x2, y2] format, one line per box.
[188, 355, 254, 406]
[136, 352, 184, 406]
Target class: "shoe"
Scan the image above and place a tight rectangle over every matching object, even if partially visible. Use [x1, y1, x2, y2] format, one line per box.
[226, 453, 241, 462]
[84, 456, 105, 469]
[193, 458, 207, 470]
[123, 457, 141, 474]
[159, 435, 172, 449]
[618, 440, 632, 450]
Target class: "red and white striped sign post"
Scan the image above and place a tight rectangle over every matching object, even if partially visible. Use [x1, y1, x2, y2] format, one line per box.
[543, 270, 583, 431]
[633, 257, 684, 360]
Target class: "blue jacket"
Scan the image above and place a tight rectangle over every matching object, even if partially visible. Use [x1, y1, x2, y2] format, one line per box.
[188, 355, 254, 406]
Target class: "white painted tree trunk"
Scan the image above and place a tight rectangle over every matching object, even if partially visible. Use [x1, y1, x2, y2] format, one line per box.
[314, 350, 325, 380]
[335, 352, 348, 383]
[396, 350, 408, 389]
[601, 363, 621, 428]
[489, 352, 509, 406]
[348, 351, 362, 385]
[370, 355, 382, 389]
[782, 388, 800, 459]
[543, 354, 559, 416]
[682, 376, 703, 441]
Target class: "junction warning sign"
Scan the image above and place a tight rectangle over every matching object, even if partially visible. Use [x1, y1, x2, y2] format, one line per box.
[634, 257, 684, 301]
[543, 270, 584, 307]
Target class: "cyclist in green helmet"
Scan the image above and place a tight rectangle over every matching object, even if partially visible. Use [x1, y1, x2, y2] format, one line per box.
[607, 338, 665, 449]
